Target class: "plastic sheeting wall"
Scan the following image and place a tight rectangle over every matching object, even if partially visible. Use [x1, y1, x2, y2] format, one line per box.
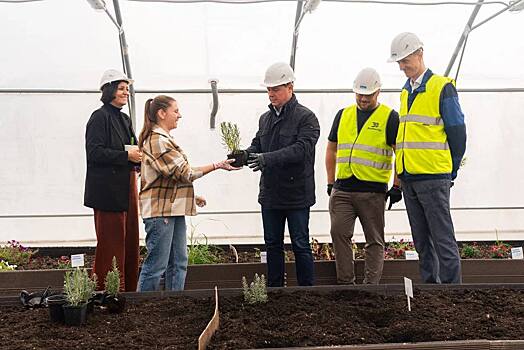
[1, 0, 523, 245]
[1, 91, 523, 245]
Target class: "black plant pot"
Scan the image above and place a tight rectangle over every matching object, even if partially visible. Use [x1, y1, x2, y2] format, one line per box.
[227, 152, 244, 168]
[46, 294, 67, 324]
[63, 303, 88, 326]
[105, 295, 126, 314]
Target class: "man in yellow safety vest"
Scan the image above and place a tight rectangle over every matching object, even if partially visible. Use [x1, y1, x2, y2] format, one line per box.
[325, 67, 401, 284]
[388, 32, 467, 284]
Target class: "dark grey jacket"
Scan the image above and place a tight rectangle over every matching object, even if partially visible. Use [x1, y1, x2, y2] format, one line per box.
[247, 94, 320, 209]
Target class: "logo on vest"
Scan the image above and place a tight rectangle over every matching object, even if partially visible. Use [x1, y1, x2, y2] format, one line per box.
[367, 121, 382, 132]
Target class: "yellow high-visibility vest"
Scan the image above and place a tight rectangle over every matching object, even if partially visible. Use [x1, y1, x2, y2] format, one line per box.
[336, 104, 393, 183]
[396, 74, 453, 175]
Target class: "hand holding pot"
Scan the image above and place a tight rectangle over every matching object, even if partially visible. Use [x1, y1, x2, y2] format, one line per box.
[126, 145, 142, 163]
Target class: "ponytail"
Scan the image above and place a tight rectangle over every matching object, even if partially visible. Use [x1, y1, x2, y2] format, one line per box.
[138, 95, 175, 149]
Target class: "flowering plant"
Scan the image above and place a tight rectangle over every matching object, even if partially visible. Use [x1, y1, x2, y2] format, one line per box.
[56, 256, 71, 269]
[384, 238, 415, 259]
[490, 241, 512, 259]
[0, 240, 38, 267]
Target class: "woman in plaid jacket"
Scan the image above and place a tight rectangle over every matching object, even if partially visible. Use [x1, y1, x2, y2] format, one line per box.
[137, 95, 238, 291]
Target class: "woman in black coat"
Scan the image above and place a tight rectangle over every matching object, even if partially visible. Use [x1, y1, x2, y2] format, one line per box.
[84, 69, 141, 291]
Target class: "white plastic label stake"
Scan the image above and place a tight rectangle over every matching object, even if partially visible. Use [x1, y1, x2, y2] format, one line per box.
[511, 247, 523, 260]
[404, 277, 413, 311]
[260, 251, 267, 263]
[71, 254, 85, 268]
[405, 250, 419, 260]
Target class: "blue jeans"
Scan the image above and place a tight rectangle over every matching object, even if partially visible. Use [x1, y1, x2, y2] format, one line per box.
[402, 179, 462, 284]
[261, 207, 314, 287]
[137, 216, 188, 291]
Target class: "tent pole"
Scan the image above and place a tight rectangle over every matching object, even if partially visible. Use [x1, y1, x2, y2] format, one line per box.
[290, 0, 303, 70]
[444, 0, 483, 78]
[113, 0, 136, 129]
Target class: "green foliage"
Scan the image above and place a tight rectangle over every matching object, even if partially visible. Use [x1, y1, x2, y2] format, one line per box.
[219, 121, 241, 153]
[104, 257, 120, 297]
[64, 268, 97, 306]
[187, 222, 220, 265]
[0, 260, 16, 271]
[242, 273, 268, 304]
[460, 243, 482, 258]
[0, 240, 38, 267]
[188, 236, 218, 265]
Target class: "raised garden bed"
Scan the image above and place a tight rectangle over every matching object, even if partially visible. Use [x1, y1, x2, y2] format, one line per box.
[1, 285, 523, 349]
[3, 240, 522, 271]
[1, 259, 524, 296]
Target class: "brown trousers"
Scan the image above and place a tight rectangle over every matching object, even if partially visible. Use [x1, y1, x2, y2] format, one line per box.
[329, 190, 385, 284]
[93, 171, 140, 292]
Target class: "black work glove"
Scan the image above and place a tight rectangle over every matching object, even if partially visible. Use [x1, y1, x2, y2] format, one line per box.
[247, 153, 266, 172]
[327, 184, 333, 196]
[385, 185, 402, 210]
[235, 150, 249, 166]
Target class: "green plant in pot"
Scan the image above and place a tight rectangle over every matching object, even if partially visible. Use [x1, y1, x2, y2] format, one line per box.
[63, 268, 97, 326]
[220, 121, 247, 167]
[104, 257, 126, 314]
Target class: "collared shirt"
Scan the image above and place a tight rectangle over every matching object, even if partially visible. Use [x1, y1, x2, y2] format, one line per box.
[139, 126, 203, 218]
[410, 68, 428, 91]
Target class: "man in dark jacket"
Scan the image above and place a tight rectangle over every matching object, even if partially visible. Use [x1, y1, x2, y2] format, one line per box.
[245, 62, 320, 287]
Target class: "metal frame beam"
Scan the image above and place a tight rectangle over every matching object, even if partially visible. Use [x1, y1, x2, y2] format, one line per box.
[113, 0, 136, 128]
[289, 0, 304, 70]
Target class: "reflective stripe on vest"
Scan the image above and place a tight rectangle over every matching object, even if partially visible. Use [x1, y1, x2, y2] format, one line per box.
[336, 104, 394, 183]
[396, 74, 453, 175]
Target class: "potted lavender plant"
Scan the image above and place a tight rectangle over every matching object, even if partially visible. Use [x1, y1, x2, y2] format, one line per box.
[62, 268, 96, 326]
[220, 121, 246, 167]
[103, 257, 126, 314]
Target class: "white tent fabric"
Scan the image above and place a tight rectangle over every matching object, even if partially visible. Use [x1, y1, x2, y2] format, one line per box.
[1, 0, 523, 246]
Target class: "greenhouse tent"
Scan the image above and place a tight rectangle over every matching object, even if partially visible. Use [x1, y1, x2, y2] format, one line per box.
[1, 0, 523, 246]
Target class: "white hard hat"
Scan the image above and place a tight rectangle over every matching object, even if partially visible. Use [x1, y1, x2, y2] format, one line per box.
[353, 67, 381, 95]
[99, 69, 134, 90]
[261, 62, 295, 87]
[387, 32, 424, 63]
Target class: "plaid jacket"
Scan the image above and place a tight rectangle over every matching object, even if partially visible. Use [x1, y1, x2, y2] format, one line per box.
[139, 126, 203, 218]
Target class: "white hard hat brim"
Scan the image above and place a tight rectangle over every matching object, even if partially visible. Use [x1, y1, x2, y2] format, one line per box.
[260, 80, 294, 88]
[100, 78, 134, 90]
[353, 86, 380, 95]
[387, 52, 410, 63]
[387, 46, 422, 63]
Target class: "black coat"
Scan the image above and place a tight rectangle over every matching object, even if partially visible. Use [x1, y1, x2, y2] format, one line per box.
[247, 95, 320, 209]
[84, 104, 137, 212]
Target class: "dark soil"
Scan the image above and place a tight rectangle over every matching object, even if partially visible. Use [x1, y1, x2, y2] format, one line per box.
[209, 288, 524, 349]
[0, 296, 213, 350]
[1, 289, 523, 349]
[21, 255, 96, 270]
